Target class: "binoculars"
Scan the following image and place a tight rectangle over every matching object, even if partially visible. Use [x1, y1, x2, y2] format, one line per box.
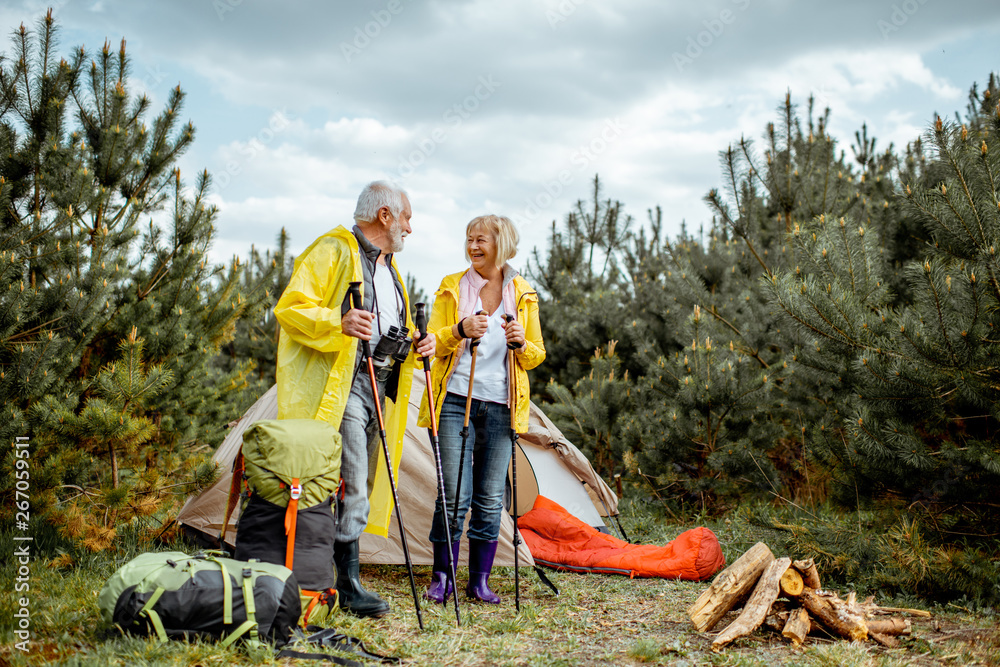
[371, 325, 412, 381]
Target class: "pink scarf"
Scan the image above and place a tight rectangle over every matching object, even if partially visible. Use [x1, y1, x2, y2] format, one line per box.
[458, 265, 517, 321]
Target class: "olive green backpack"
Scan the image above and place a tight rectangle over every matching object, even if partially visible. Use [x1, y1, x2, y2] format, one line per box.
[226, 418, 343, 625]
[98, 551, 300, 646]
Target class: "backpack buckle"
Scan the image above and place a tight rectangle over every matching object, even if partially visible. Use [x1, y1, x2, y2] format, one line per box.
[289, 483, 302, 500]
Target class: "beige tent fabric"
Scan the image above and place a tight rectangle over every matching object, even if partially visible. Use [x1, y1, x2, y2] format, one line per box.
[521, 401, 619, 515]
[177, 369, 617, 567]
[360, 370, 532, 567]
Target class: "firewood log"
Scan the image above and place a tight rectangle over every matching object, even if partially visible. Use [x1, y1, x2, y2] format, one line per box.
[867, 618, 911, 636]
[799, 588, 868, 642]
[779, 567, 804, 597]
[781, 607, 811, 646]
[792, 558, 821, 589]
[688, 542, 775, 632]
[876, 606, 931, 618]
[712, 557, 792, 649]
[763, 607, 790, 633]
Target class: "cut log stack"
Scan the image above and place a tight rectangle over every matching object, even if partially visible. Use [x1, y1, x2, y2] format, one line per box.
[687, 542, 921, 650]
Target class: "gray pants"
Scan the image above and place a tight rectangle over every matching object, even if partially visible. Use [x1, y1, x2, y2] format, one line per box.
[336, 370, 385, 544]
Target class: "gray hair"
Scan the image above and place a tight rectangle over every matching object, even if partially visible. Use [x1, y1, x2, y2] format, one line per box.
[353, 180, 407, 224]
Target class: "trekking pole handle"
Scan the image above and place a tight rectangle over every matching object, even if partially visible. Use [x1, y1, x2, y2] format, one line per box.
[414, 302, 432, 371]
[469, 310, 486, 350]
[347, 281, 372, 357]
[414, 302, 427, 338]
[501, 314, 522, 350]
[347, 281, 363, 311]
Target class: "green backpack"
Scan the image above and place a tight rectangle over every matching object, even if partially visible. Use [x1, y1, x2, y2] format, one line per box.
[98, 551, 301, 647]
[240, 419, 342, 509]
[228, 418, 343, 625]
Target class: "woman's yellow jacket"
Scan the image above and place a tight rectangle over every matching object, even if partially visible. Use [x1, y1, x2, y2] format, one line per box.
[273, 225, 418, 539]
[417, 269, 545, 432]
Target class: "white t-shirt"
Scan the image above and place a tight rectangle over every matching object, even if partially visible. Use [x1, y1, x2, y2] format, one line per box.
[447, 297, 509, 404]
[370, 260, 402, 351]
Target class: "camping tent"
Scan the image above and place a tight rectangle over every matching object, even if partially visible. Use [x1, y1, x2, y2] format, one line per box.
[177, 369, 618, 568]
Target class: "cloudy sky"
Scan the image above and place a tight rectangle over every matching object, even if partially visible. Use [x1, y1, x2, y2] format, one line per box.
[3, 0, 999, 293]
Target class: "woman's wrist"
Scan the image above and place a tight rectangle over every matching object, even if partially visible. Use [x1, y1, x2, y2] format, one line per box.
[456, 318, 468, 338]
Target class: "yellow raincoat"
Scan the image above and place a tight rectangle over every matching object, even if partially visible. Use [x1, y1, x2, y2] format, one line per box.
[417, 269, 545, 432]
[274, 225, 418, 538]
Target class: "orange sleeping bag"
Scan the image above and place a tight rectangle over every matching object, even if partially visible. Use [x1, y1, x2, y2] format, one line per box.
[519, 495, 725, 581]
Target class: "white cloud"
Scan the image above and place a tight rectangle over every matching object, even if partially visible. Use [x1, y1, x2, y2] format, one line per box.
[14, 0, 996, 293]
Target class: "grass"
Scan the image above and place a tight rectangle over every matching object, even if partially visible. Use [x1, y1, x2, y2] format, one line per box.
[1, 496, 998, 666]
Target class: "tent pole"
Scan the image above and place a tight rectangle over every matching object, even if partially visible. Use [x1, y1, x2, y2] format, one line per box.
[595, 493, 631, 544]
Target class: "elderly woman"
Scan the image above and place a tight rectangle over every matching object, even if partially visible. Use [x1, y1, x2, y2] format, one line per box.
[418, 214, 545, 604]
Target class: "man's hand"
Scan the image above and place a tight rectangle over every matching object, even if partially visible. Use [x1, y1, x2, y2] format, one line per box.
[414, 332, 435, 358]
[342, 308, 375, 340]
[502, 318, 526, 349]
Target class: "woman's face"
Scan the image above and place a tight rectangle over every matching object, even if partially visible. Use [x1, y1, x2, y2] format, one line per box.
[467, 227, 498, 274]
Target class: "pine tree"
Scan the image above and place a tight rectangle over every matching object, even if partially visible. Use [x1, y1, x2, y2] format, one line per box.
[767, 77, 1000, 584]
[0, 13, 269, 546]
[214, 228, 291, 388]
[544, 341, 634, 480]
[529, 175, 635, 392]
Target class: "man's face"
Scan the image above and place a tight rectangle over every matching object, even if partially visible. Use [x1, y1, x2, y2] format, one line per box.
[387, 194, 412, 253]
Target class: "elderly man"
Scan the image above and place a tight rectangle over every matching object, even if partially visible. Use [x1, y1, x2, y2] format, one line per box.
[274, 181, 435, 617]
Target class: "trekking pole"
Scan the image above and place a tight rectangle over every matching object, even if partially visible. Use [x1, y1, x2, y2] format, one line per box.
[348, 282, 424, 630]
[414, 302, 461, 627]
[501, 313, 523, 613]
[453, 311, 485, 533]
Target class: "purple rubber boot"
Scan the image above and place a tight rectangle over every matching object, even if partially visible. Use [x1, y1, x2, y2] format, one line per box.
[466, 539, 500, 604]
[423, 541, 460, 604]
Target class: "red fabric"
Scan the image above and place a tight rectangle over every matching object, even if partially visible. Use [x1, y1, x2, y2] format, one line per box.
[519, 495, 725, 581]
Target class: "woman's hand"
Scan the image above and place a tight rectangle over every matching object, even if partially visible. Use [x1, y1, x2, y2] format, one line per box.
[455, 313, 489, 340]
[502, 317, 525, 349]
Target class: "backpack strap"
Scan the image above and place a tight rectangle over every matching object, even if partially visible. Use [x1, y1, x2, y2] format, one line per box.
[275, 649, 364, 666]
[302, 588, 337, 625]
[276, 626, 400, 665]
[203, 555, 234, 624]
[139, 587, 168, 642]
[241, 567, 259, 643]
[219, 567, 260, 647]
[284, 477, 302, 569]
[220, 450, 245, 543]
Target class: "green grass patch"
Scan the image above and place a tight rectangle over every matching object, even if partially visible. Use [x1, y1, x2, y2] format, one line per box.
[2, 496, 998, 666]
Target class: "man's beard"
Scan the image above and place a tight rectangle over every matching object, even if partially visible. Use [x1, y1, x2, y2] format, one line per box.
[388, 218, 405, 253]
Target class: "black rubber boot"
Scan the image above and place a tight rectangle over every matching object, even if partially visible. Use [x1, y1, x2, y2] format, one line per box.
[334, 540, 390, 618]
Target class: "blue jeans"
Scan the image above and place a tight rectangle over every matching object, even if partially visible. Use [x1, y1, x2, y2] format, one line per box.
[336, 370, 385, 543]
[429, 392, 513, 544]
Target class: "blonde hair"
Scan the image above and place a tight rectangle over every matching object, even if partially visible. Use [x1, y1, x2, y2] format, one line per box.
[465, 215, 519, 268]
